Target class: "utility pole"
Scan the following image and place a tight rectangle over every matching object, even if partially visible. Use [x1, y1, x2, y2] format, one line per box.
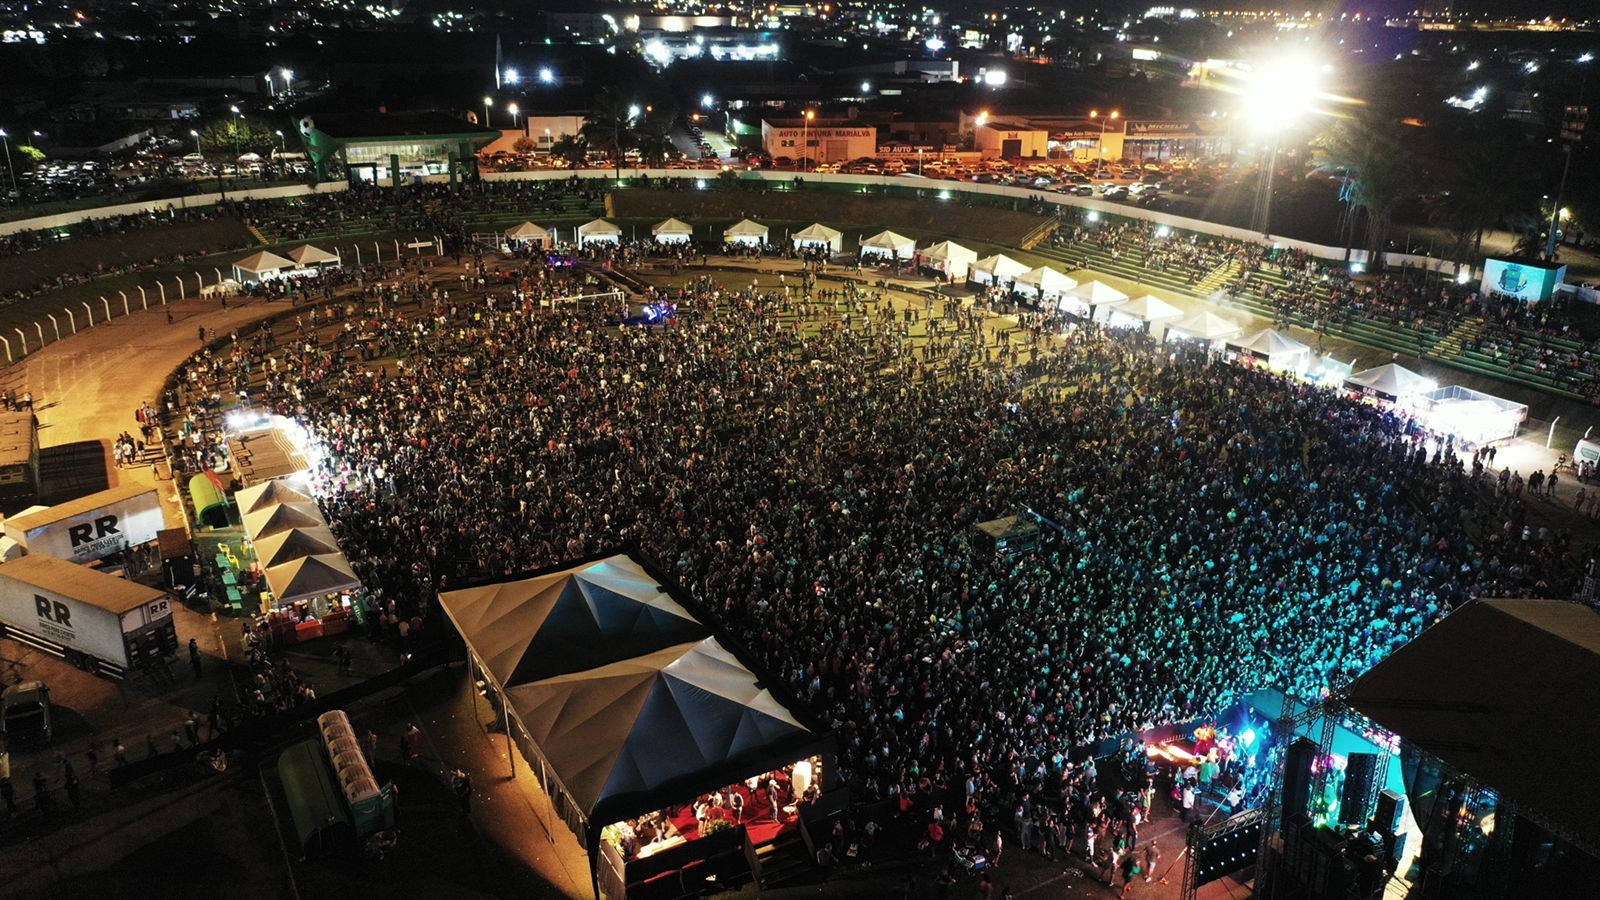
[1546, 105, 1586, 261]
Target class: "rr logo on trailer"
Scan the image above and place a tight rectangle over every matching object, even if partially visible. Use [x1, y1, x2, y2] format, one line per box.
[67, 516, 119, 548]
[34, 594, 71, 628]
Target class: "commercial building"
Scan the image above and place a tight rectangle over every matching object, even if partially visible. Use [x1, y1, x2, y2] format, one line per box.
[975, 121, 1050, 160]
[295, 110, 497, 183]
[0, 412, 39, 506]
[760, 117, 877, 163]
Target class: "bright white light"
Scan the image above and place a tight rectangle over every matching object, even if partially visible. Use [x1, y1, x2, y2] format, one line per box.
[504, 67, 520, 84]
[628, 104, 642, 120]
[643, 39, 672, 66]
[1240, 55, 1326, 130]
[984, 69, 1008, 86]
[861, 80, 872, 93]
[1456, 269, 1471, 284]
[1524, 61, 1539, 73]
[1581, 52, 1595, 64]
[925, 36, 945, 53]
[1086, 211, 1101, 222]
[702, 93, 715, 108]
[1466, 60, 1479, 71]
[1446, 86, 1489, 111]
[1350, 262, 1365, 274]
[1156, 225, 1171, 238]
[538, 66, 554, 84]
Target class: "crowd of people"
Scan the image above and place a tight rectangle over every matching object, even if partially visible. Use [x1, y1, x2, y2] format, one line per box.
[198, 250, 1585, 863]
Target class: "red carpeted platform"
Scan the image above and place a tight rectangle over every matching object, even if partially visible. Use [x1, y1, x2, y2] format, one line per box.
[665, 782, 795, 846]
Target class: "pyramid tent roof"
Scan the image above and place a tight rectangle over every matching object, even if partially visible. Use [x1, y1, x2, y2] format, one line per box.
[503, 636, 814, 827]
[439, 554, 710, 689]
[505, 221, 551, 240]
[918, 240, 976, 264]
[724, 218, 769, 237]
[1066, 280, 1130, 306]
[1167, 309, 1243, 340]
[236, 478, 315, 515]
[265, 553, 360, 603]
[651, 217, 694, 237]
[1118, 294, 1184, 321]
[253, 527, 341, 569]
[283, 244, 340, 266]
[971, 254, 1030, 281]
[859, 230, 916, 253]
[1344, 363, 1437, 401]
[792, 222, 842, 243]
[577, 218, 621, 236]
[1227, 328, 1311, 358]
[1015, 266, 1078, 294]
[233, 250, 296, 274]
[243, 502, 326, 541]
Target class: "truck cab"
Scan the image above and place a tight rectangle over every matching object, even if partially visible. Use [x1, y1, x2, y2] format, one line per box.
[1, 681, 51, 743]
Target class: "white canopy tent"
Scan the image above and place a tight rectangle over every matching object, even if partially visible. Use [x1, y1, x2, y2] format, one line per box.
[1344, 363, 1438, 407]
[969, 254, 1030, 286]
[283, 244, 341, 270]
[1062, 279, 1127, 318]
[858, 229, 917, 260]
[1226, 329, 1314, 372]
[266, 553, 361, 604]
[1414, 386, 1528, 446]
[242, 502, 325, 541]
[232, 250, 296, 285]
[253, 526, 341, 570]
[1109, 294, 1184, 329]
[505, 222, 551, 246]
[916, 240, 978, 281]
[1164, 310, 1242, 346]
[235, 477, 315, 515]
[1012, 266, 1077, 301]
[791, 223, 843, 253]
[723, 218, 769, 246]
[577, 218, 622, 247]
[651, 217, 694, 244]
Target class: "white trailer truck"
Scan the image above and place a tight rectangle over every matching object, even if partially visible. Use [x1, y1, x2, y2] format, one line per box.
[0, 554, 176, 679]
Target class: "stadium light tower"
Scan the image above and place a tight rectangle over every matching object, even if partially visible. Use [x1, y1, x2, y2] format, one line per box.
[483, 96, 493, 128]
[1240, 54, 1328, 236]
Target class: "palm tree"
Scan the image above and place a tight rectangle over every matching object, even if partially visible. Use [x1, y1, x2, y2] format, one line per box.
[633, 112, 676, 168]
[1312, 111, 1424, 269]
[580, 89, 636, 178]
[1424, 121, 1540, 264]
[549, 133, 589, 170]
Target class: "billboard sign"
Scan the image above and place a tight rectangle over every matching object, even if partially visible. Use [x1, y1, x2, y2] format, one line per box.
[1480, 258, 1565, 302]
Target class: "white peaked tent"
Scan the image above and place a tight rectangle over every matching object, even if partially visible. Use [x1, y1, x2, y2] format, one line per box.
[505, 221, 551, 245]
[439, 554, 709, 687]
[253, 526, 340, 570]
[858, 229, 917, 260]
[970, 254, 1030, 286]
[723, 218, 769, 246]
[916, 240, 978, 280]
[1165, 310, 1242, 345]
[791, 222, 843, 253]
[284, 244, 341, 269]
[232, 250, 296, 285]
[1067, 280, 1129, 308]
[1013, 266, 1077, 300]
[1344, 363, 1437, 405]
[576, 218, 622, 247]
[235, 477, 315, 515]
[266, 553, 361, 604]
[1112, 294, 1185, 326]
[651, 217, 694, 244]
[1227, 329, 1313, 372]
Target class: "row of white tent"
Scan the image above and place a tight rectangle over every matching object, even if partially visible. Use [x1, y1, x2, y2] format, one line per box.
[233, 244, 343, 284]
[507, 217, 785, 249]
[236, 475, 361, 606]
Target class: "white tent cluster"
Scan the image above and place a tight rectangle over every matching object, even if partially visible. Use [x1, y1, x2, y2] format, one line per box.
[237, 474, 359, 605]
[233, 245, 342, 285]
[439, 553, 827, 858]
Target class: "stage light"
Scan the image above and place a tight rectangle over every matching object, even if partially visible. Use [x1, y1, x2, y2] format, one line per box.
[1239, 54, 1327, 131]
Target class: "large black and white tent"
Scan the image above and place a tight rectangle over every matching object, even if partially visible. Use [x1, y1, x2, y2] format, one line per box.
[439, 551, 833, 896]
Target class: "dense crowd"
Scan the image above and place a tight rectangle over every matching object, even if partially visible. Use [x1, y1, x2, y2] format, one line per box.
[207, 257, 1585, 841]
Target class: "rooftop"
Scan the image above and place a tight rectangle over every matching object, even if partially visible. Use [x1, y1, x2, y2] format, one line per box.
[0, 554, 168, 615]
[0, 413, 35, 469]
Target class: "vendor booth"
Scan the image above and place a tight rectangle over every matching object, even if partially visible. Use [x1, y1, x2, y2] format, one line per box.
[440, 551, 836, 900]
[234, 473, 363, 633]
[969, 253, 1029, 287]
[577, 218, 623, 247]
[858, 229, 916, 261]
[284, 244, 341, 271]
[723, 219, 769, 247]
[1226, 329, 1313, 373]
[232, 250, 296, 285]
[1012, 266, 1077, 303]
[1164, 310, 1241, 347]
[791, 223, 843, 254]
[253, 526, 340, 569]
[1344, 363, 1437, 408]
[1414, 385, 1528, 446]
[651, 217, 694, 245]
[1063, 280, 1128, 319]
[505, 221, 551, 248]
[1109, 294, 1183, 330]
[916, 240, 977, 281]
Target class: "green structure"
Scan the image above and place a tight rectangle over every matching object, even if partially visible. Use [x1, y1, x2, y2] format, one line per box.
[294, 110, 496, 185]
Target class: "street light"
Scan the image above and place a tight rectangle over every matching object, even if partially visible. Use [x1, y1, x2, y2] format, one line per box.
[1089, 109, 1120, 161]
[190, 129, 201, 155]
[28, 130, 39, 148]
[281, 68, 293, 94]
[229, 105, 243, 158]
[538, 66, 554, 84]
[508, 103, 520, 129]
[483, 96, 493, 128]
[803, 109, 815, 173]
[504, 67, 520, 85]
[702, 93, 715, 109]
[275, 129, 286, 151]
